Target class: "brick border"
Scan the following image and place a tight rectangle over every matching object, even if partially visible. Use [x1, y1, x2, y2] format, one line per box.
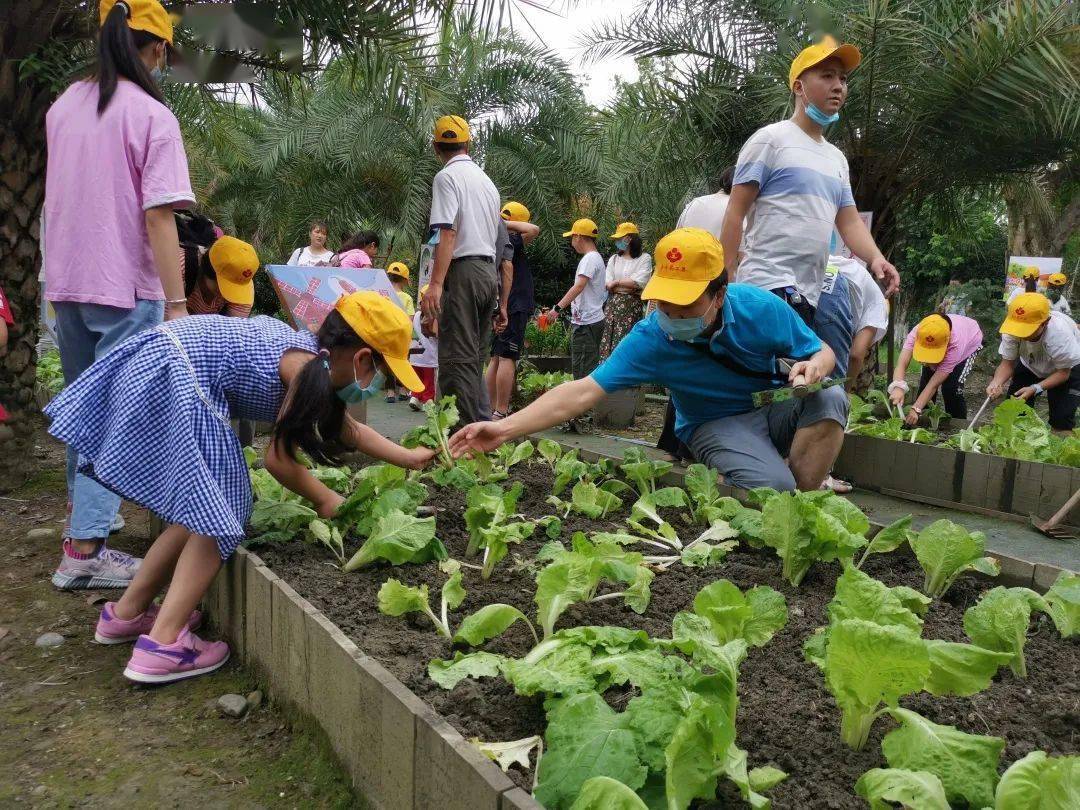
[202, 547, 540, 810]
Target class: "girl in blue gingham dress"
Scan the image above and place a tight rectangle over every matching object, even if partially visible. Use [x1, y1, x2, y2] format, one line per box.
[46, 293, 433, 684]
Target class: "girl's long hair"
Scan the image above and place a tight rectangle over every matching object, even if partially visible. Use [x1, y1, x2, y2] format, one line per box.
[274, 311, 383, 465]
[97, 3, 167, 114]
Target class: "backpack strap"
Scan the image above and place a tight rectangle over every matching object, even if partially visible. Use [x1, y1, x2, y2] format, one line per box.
[684, 340, 789, 382]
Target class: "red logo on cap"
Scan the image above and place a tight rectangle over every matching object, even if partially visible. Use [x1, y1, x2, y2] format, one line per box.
[666, 248, 683, 263]
[242, 270, 253, 279]
[924, 336, 935, 344]
[1016, 307, 1025, 316]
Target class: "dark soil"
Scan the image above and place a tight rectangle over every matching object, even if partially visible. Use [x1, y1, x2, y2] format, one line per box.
[256, 463, 1080, 809]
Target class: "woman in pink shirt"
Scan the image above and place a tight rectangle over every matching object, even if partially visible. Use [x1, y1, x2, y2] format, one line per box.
[890, 313, 984, 424]
[334, 230, 380, 268]
[44, 0, 194, 591]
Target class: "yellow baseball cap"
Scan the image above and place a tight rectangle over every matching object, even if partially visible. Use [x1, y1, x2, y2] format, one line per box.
[611, 222, 639, 239]
[563, 218, 599, 238]
[1049, 272, 1067, 287]
[501, 201, 531, 222]
[334, 292, 424, 392]
[912, 314, 951, 365]
[433, 115, 470, 144]
[789, 35, 861, 89]
[386, 262, 410, 283]
[1000, 293, 1051, 339]
[641, 228, 725, 306]
[100, 0, 174, 45]
[208, 236, 258, 306]
[1022, 265, 1041, 280]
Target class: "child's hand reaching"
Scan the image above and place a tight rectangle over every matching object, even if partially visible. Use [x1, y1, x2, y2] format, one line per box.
[316, 492, 345, 519]
[405, 446, 437, 470]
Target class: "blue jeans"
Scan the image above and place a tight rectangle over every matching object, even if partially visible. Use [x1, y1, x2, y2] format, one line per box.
[813, 272, 854, 378]
[54, 300, 164, 540]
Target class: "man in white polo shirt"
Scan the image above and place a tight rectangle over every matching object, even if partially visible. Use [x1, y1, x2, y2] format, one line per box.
[421, 115, 502, 424]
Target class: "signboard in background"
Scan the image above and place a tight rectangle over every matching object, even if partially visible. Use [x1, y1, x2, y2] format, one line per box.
[265, 265, 403, 332]
[1004, 256, 1063, 302]
[417, 233, 437, 292]
[828, 211, 873, 265]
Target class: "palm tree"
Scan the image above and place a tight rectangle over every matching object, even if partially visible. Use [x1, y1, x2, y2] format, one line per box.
[588, 0, 1080, 257]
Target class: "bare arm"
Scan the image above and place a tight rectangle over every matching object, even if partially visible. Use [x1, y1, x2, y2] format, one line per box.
[505, 220, 540, 245]
[720, 184, 758, 274]
[341, 414, 435, 469]
[555, 275, 589, 310]
[911, 368, 950, 412]
[845, 326, 876, 388]
[835, 207, 899, 297]
[498, 259, 513, 311]
[430, 227, 456, 287]
[449, 377, 607, 456]
[265, 439, 340, 518]
[889, 346, 914, 405]
[145, 206, 187, 320]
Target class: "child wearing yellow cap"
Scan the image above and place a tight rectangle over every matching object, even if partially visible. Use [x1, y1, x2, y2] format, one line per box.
[987, 293, 1080, 432]
[890, 313, 983, 424]
[1047, 272, 1071, 316]
[43, 293, 434, 684]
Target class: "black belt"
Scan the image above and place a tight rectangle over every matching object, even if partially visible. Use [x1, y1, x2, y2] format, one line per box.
[452, 255, 494, 263]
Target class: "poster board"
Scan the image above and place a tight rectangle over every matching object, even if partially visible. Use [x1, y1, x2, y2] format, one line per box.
[416, 234, 437, 292]
[1003, 256, 1062, 302]
[829, 211, 873, 265]
[265, 265, 403, 332]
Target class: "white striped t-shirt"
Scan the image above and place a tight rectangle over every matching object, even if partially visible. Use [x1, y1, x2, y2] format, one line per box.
[734, 120, 856, 307]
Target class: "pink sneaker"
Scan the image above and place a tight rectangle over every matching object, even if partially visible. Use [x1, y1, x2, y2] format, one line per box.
[123, 627, 230, 684]
[94, 602, 203, 645]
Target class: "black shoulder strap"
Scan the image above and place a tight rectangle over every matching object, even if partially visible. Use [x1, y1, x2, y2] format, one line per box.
[685, 340, 788, 382]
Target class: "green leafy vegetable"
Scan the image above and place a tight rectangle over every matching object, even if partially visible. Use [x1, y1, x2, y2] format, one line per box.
[685, 579, 788, 648]
[1043, 570, 1079, 638]
[761, 492, 868, 586]
[856, 515, 916, 569]
[881, 707, 1005, 809]
[909, 519, 1000, 599]
[537, 438, 564, 471]
[568, 776, 648, 810]
[963, 586, 1049, 677]
[453, 603, 538, 647]
[377, 560, 464, 638]
[569, 481, 623, 519]
[619, 448, 673, 497]
[994, 750, 1080, 809]
[342, 511, 446, 571]
[923, 640, 1014, 697]
[827, 564, 925, 635]
[249, 499, 316, 535]
[306, 518, 346, 564]
[427, 651, 505, 689]
[401, 395, 458, 468]
[855, 768, 949, 810]
[823, 619, 930, 750]
[923, 401, 948, 431]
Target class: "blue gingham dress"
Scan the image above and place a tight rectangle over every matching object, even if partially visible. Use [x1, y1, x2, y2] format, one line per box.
[45, 315, 319, 558]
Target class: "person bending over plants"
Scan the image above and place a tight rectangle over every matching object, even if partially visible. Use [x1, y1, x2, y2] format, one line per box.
[451, 227, 847, 493]
[890, 313, 983, 425]
[987, 292, 1080, 435]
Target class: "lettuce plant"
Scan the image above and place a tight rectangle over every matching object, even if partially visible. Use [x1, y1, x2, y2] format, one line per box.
[464, 482, 524, 556]
[909, 519, 1000, 599]
[963, 586, 1049, 677]
[673, 579, 788, 649]
[994, 750, 1080, 808]
[568, 777, 647, 810]
[342, 511, 447, 571]
[547, 481, 624, 519]
[760, 491, 868, 586]
[619, 447, 673, 497]
[537, 438, 564, 471]
[855, 515, 916, 569]
[855, 768, 948, 810]
[493, 440, 535, 474]
[376, 559, 465, 638]
[401, 395, 458, 469]
[1043, 570, 1079, 638]
[453, 603, 538, 647]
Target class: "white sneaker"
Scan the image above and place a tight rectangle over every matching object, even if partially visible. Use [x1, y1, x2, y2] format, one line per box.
[408, 397, 422, 412]
[52, 540, 141, 590]
[110, 512, 125, 534]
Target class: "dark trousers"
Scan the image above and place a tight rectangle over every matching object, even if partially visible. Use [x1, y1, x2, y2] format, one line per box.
[917, 351, 979, 418]
[571, 320, 606, 380]
[437, 257, 498, 425]
[1008, 362, 1080, 430]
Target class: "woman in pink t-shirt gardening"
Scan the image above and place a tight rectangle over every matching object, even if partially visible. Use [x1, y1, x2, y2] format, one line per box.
[889, 313, 984, 425]
[44, 0, 194, 591]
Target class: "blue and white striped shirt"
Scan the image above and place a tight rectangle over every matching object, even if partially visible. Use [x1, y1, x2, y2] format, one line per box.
[734, 120, 856, 307]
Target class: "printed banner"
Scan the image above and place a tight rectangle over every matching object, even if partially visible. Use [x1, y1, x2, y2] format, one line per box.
[1004, 256, 1063, 302]
[266, 265, 404, 332]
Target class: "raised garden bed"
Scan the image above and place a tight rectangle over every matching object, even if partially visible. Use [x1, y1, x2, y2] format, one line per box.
[207, 436, 1078, 810]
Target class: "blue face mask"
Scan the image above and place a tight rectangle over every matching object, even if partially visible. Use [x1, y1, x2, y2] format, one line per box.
[656, 301, 718, 342]
[336, 364, 385, 404]
[806, 102, 839, 126]
[615, 238, 630, 251]
[150, 66, 164, 84]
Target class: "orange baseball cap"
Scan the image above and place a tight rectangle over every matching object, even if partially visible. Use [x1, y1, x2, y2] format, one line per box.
[334, 292, 424, 392]
[642, 228, 725, 306]
[1000, 293, 1051, 339]
[912, 314, 951, 365]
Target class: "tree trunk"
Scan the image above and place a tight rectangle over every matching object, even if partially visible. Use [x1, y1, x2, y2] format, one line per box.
[0, 54, 51, 490]
[1004, 166, 1080, 258]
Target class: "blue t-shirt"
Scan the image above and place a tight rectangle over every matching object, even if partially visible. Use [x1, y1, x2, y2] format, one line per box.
[591, 284, 822, 442]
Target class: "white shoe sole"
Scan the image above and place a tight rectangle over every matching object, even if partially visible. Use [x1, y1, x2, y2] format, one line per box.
[52, 572, 133, 590]
[94, 631, 138, 645]
[123, 650, 230, 684]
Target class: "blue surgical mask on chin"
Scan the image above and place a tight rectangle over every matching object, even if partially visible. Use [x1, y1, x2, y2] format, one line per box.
[336, 365, 385, 404]
[806, 102, 839, 126]
[657, 301, 717, 342]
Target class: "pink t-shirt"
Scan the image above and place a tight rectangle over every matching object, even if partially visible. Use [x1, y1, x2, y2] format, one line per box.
[44, 80, 194, 307]
[337, 249, 373, 269]
[903, 314, 983, 374]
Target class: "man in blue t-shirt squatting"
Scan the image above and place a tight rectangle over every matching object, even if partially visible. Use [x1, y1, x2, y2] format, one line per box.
[450, 227, 849, 492]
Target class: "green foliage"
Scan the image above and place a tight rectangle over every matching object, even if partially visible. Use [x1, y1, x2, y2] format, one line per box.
[909, 519, 1000, 599]
[568, 776, 648, 810]
[759, 491, 869, 586]
[518, 371, 574, 404]
[855, 768, 949, 810]
[524, 319, 571, 356]
[963, 586, 1049, 677]
[35, 350, 64, 397]
[680, 579, 788, 648]
[994, 751, 1080, 809]
[377, 560, 465, 638]
[401, 396, 458, 469]
[1043, 571, 1080, 638]
[453, 604, 538, 647]
[342, 512, 446, 571]
[943, 400, 1080, 467]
